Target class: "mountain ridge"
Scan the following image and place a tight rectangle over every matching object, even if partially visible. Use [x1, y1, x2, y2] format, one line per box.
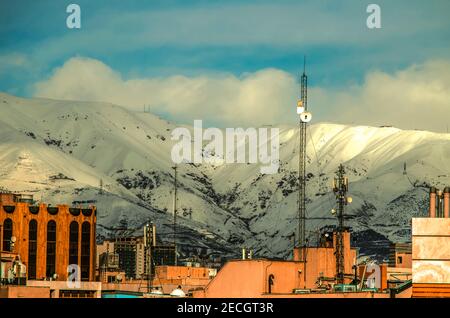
[1, 92, 448, 261]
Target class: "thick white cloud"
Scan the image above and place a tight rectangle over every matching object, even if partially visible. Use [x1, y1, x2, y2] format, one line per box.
[33, 57, 297, 126]
[34, 57, 450, 132]
[315, 59, 450, 132]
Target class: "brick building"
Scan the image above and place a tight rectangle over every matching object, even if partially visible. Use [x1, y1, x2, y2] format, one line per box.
[0, 192, 96, 282]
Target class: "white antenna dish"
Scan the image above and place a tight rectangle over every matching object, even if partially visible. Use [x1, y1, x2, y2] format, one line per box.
[297, 100, 305, 114]
[170, 288, 186, 297]
[151, 288, 163, 295]
[10, 236, 17, 243]
[300, 112, 312, 123]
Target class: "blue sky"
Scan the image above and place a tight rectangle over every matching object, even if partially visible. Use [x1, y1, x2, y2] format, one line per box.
[1, 0, 450, 130]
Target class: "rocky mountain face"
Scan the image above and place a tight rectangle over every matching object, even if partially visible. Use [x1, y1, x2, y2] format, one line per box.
[1, 93, 449, 261]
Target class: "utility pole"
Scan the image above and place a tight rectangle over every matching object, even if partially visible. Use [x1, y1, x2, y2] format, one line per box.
[172, 166, 178, 266]
[144, 221, 154, 293]
[333, 164, 350, 285]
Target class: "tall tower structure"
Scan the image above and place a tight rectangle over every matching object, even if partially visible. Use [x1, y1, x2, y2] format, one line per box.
[172, 165, 178, 266]
[332, 164, 349, 284]
[297, 58, 312, 251]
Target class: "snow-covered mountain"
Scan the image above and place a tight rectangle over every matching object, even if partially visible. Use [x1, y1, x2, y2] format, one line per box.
[1, 92, 449, 261]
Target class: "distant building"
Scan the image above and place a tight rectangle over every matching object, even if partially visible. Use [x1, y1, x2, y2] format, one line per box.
[114, 237, 139, 279]
[0, 192, 97, 282]
[96, 240, 115, 271]
[153, 245, 176, 267]
[388, 243, 412, 268]
[108, 236, 176, 279]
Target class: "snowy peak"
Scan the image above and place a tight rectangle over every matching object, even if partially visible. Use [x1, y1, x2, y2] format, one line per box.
[1, 92, 449, 260]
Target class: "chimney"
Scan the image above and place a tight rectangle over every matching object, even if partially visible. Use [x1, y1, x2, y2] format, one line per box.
[438, 190, 444, 217]
[444, 187, 450, 218]
[429, 187, 437, 218]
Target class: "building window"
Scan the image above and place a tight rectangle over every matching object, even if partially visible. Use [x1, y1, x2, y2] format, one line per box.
[69, 221, 79, 267]
[28, 220, 38, 279]
[397, 256, 403, 264]
[81, 222, 91, 281]
[59, 290, 95, 298]
[46, 220, 57, 278]
[2, 218, 13, 251]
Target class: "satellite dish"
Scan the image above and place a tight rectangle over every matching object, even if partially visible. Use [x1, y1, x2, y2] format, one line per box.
[10, 236, 17, 243]
[331, 209, 336, 215]
[170, 288, 186, 297]
[297, 100, 305, 114]
[300, 112, 312, 123]
[151, 288, 163, 295]
[347, 197, 353, 204]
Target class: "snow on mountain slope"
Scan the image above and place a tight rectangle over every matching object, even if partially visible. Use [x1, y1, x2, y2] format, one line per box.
[1, 92, 449, 261]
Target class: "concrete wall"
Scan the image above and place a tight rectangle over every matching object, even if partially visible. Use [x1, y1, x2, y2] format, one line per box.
[27, 280, 102, 298]
[156, 265, 212, 280]
[0, 286, 50, 298]
[412, 218, 450, 284]
[193, 260, 304, 298]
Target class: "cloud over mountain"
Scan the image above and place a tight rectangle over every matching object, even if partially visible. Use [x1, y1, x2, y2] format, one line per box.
[34, 57, 450, 132]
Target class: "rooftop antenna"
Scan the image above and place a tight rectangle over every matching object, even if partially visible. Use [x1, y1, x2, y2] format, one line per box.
[172, 165, 178, 266]
[144, 220, 155, 293]
[332, 164, 351, 284]
[296, 55, 312, 288]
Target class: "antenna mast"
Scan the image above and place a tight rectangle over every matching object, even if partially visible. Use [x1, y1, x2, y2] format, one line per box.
[297, 56, 309, 250]
[144, 221, 154, 293]
[296, 56, 312, 288]
[172, 165, 178, 266]
[333, 164, 348, 284]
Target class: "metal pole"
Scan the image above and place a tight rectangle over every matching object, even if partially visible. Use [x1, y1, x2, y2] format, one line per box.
[173, 166, 178, 266]
[298, 57, 308, 288]
[333, 164, 346, 284]
[150, 225, 153, 288]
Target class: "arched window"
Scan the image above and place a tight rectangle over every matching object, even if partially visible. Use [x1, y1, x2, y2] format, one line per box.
[46, 220, 57, 278]
[28, 220, 38, 279]
[69, 221, 79, 266]
[81, 222, 91, 281]
[2, 218, 13, 251]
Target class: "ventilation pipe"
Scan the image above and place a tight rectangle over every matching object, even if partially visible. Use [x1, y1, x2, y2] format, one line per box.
[429, 187, 437, 218]
[444, 187, 450, 218]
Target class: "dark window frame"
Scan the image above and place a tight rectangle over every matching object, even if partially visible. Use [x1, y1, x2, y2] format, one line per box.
[80, 222, 91, 281]
[46, 220, 57, 278]
[2, 218, 13, 252]
[28, 219, 38, 279]
[69, 221, 79, 267]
